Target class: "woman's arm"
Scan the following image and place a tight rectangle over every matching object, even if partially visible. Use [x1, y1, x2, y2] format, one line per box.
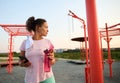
[19, 51, 31, 67]
[20, 51, 25, 56]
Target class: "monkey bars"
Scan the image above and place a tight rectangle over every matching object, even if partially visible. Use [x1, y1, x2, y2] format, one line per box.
[100, 23, 120, 77]
[0, 24, 31, 73]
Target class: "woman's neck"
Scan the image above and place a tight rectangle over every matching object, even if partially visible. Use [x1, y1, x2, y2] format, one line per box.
[32, 34, 43, 40]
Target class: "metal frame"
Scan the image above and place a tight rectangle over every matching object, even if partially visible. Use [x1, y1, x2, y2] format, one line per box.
[0, 24, 31, 73]
[100, 23, 120, 77]
[68, 10, 90, 83]
[68, 1, 104, 83]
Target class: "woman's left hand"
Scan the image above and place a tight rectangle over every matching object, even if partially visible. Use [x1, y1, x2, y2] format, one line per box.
[48, 51, 56, 65]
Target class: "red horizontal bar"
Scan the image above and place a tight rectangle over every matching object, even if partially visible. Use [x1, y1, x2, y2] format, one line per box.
[0, 24, 26, 27]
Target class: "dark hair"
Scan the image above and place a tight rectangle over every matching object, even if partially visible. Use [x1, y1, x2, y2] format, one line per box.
[26, 16, 46, 32]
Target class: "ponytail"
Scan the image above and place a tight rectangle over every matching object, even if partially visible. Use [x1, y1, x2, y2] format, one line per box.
[26, 16, 46, 32]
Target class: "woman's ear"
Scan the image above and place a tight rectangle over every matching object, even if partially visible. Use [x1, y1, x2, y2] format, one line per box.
[35, 25, 41, 32]
[35, 25, 39, 31]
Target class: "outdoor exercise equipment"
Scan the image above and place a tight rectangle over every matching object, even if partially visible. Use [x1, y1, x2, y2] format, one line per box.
[68, 10, 90, 83]
[0, 1, 118, 83]
[0, 24, 30, 73]
[71, 37, 88, 61]
[85, 0, 104, 83]
[100, 23, 120, 77]
[68, 0, 104, 83]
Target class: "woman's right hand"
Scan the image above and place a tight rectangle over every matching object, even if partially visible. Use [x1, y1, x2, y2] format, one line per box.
[19, 60, 31, 67]
[19, 51, 31, 67]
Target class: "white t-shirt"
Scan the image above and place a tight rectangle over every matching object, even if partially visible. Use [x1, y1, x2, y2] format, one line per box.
[20, 38, 54, 83]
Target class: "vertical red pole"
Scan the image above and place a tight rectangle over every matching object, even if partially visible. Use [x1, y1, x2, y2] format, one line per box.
[83, 24, 89, 66]
[105, 23, 113, 77]
[84, 24, 90, 83]
[85, 0, 104, 83]
[100, 34, 104, 69]
[7, 34, 13, 73]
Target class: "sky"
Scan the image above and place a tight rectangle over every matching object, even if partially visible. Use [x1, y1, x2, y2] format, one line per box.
[0, 0, 120, 53]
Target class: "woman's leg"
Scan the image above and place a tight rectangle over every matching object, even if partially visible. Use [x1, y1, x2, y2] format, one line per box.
[40, 76, 55, 83]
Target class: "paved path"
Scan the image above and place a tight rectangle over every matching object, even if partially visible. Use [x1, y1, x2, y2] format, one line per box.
[0, 59, 120, 83]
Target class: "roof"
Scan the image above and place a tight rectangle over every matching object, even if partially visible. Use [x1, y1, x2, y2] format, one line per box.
[71, 37, 88, 42]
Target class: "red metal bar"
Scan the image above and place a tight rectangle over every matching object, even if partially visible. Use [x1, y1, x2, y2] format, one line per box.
[68, 10, 90, 83]
[7, 34, 13, 73]
[83, 23, 89, 66]
[68, 10, 84, 25]
[100, 35, 104, 69]
[68, 10, 89, 66]
[85, 0, 104, 83]
[105, 23, 113, 77]
[107, 23, 120, 29]
[100, 27, 120, 32]
[83, 23, 90, 83]
[0, 25, 31, 36]
[105, 23, 112, 60]
[100, 28, 120, 37]
[85, 67, 90, 83]
[0, 24, 25, 27]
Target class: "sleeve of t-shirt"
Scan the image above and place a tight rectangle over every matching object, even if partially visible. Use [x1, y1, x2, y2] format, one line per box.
[20, 40, 26, 51]
[48, 39, 54, 49]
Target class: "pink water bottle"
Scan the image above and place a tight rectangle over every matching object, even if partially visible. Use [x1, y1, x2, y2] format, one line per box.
[44, 45, 54, 72]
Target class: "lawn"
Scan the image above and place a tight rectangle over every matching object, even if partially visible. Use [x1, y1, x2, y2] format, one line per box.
[0, 50, 120, 61]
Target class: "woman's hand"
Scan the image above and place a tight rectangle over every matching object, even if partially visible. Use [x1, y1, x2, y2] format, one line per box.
[48, 51, 56, 65]
[19, 59, 31, 67]
[19, 51, 31, 67]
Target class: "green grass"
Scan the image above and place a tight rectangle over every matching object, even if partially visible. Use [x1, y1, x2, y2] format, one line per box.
[0, 52, 20, 57]
[55, 51, 120, 60]
[0, 50, 120, 60]
[103, 51, 120, 61]
[55, 52, 81, 60]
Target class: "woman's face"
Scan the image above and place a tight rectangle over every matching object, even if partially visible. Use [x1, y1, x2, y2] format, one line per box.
[37, 22, 48, 36]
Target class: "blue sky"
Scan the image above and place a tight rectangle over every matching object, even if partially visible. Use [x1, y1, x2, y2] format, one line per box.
[0, 0, 120, 52]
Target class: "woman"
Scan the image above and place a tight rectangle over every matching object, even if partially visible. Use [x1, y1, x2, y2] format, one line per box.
[19, 16, 56, 83]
